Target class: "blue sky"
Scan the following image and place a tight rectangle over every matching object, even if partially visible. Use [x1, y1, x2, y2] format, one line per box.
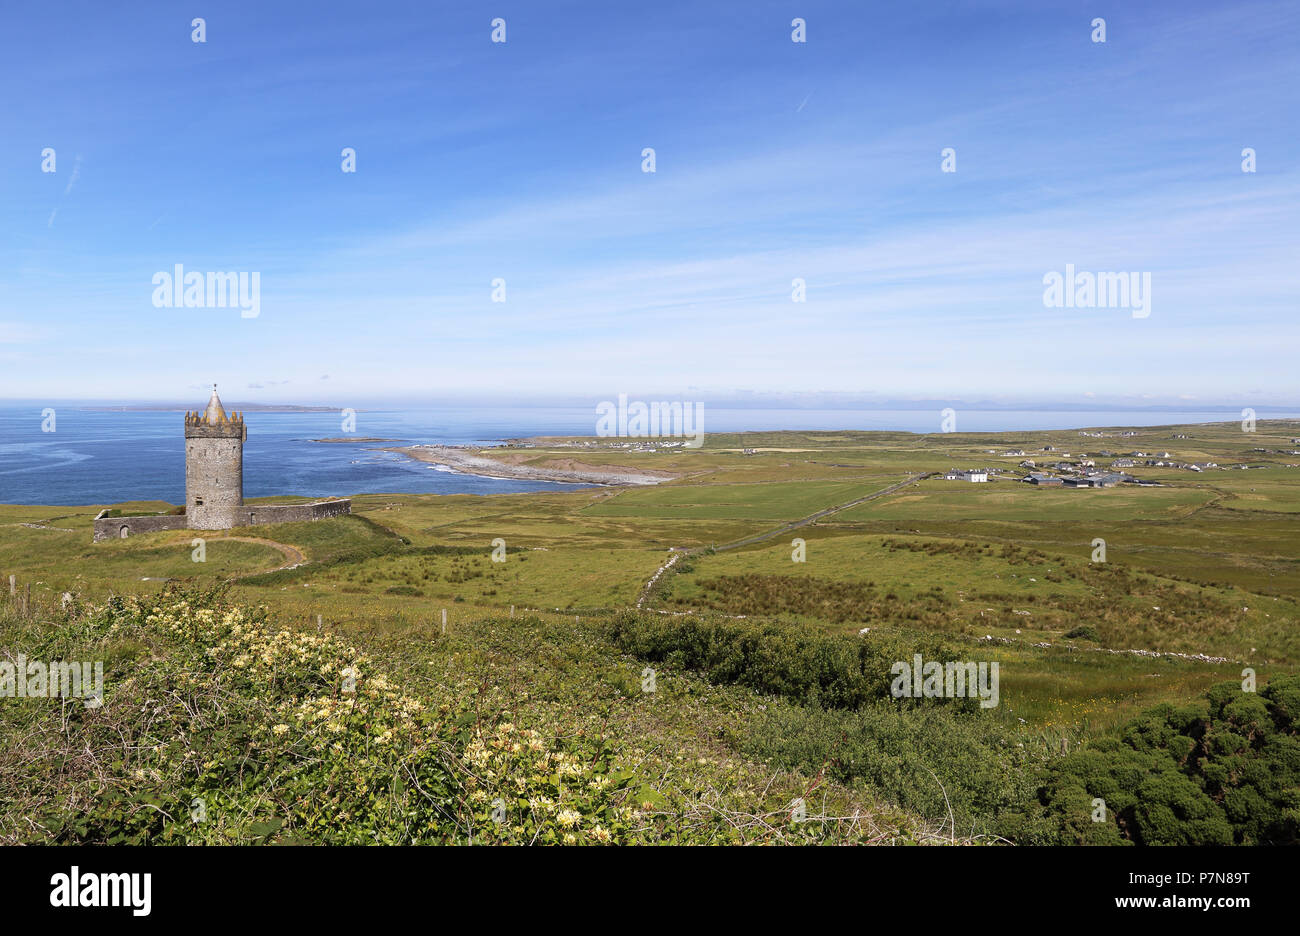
[2, 0, 1297, 407]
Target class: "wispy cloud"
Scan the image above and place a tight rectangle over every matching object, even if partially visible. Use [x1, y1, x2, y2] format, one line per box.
[0, 322, 47, 344]
[63, 156, 81, 196]
[0, 0, 1296, 403]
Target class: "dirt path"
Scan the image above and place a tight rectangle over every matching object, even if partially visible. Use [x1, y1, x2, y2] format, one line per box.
[632, 472, 932, 610]
[700, 472, 933, 554]
[218, 536, 307, 572]
[159, 532, 307, 575]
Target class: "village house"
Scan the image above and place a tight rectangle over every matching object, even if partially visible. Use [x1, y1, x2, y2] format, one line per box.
[945, 469, 989, 482]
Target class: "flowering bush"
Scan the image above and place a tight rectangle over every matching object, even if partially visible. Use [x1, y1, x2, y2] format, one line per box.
[14, 588, 639, 844]
[2, 587, 952, 845]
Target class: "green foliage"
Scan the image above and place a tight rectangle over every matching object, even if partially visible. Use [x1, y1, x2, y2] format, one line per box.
[1031, 677, 1300, 845]
[240, 541, 503, 587]
[605, 610, 963, 711]
[741, 702, 1050, 842]
[0, 588, 637, 844]
[685, 573, 886, 624]
[2, 588, 941, 845]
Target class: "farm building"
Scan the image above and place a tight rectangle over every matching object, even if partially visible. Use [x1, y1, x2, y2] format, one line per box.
[1024, 473, 1063, 486]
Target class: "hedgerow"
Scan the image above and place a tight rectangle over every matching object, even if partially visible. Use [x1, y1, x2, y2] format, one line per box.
[604, 609, 963, 710]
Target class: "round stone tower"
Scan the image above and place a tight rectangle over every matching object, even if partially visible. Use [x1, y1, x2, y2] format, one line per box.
[184, 385, 247, 530]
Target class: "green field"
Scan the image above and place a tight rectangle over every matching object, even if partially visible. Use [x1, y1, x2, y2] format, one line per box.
[580, 476, 906, 521]
[4, 419, 1298, 845]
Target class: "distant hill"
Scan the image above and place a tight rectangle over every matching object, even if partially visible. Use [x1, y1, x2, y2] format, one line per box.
[80, 403, 341, 412]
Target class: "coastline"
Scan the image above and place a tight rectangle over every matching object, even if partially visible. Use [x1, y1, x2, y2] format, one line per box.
[385, 445, 677, 486]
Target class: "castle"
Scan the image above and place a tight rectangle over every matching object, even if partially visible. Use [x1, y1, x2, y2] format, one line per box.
[93, 386, 350, 542]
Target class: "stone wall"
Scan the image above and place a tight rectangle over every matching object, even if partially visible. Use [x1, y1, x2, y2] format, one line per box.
[92, 512, 188, 542]
[237, 499, 352, 526]
[92, 500, 352, 542]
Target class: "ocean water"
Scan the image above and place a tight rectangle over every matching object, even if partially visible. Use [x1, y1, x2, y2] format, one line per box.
[0, 405, 1291, 506]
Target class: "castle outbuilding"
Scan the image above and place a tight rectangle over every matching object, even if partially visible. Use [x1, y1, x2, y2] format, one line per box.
[93, 386, 350, 542]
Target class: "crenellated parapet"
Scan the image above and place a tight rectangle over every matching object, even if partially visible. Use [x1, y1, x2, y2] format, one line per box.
[185, 387, 247, 441]
[184, 409, 247, 440]
[184, 409, 244, 427]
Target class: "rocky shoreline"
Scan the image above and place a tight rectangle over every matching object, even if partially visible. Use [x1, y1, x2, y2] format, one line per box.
[385, 445, 676, 486]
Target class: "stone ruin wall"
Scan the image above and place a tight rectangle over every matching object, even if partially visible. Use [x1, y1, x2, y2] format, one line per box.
[91, 512, 188, 542]
[93, 499, 351, 542]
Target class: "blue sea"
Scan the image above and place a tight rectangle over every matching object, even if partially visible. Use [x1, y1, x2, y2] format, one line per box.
[0, 405, 1293, 506]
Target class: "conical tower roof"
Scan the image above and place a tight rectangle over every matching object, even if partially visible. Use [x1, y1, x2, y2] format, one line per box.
[202, 384, 228, 425]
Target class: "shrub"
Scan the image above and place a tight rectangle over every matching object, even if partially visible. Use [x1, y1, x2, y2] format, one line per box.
[742, 702, 1048, 841]
[1029, 677, 1300, 845]
[0, 588, 637, 845]
[1063, 625, 1100, 642]
[604, 610, 964, 711]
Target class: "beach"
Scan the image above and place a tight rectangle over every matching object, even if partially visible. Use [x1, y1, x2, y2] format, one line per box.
[387, 444, 677, 486]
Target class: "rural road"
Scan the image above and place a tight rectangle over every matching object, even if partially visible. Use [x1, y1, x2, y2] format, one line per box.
[634, 472, 932, 608]
[701, 472, 933, 554]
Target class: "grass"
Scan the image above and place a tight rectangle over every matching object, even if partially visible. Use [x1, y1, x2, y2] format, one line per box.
[580, 477, 907, 521]
[3, 418, 1299, 844]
